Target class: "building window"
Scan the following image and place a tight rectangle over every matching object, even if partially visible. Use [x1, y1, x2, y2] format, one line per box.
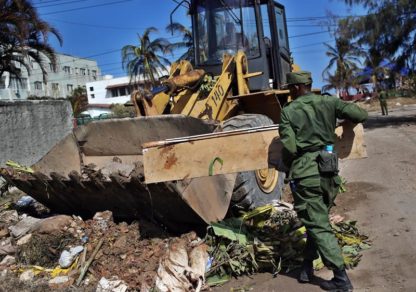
[89, 86, 94, 91]
[63, 66, 71, 74]
[8, 77, 27, 90]
[110, 88, 118, 97]
[119, 87, 127, 96]
[80, 68, 86, 75]
[92, 70, 97, 77]
[75, 67, 79, 74]
[0, 77, 6, 89]
[67, 84, 73, 93]
[49, 63, 58, 73]
[34, 81, 42, 90]
[52, 83, 59, 91]
[91, 94, 95, 99]
[87, 69, 90, 75]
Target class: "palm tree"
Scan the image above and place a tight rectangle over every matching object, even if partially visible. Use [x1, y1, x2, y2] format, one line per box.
[121, 27, 171, 87]
[166, 22, 194, 62]
[323, 38, 363, 95]
[0, 0, 62, 83]
[67, 86, 88, 117]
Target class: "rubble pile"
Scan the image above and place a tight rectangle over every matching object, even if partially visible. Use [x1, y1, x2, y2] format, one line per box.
[0, 195, 209, 291]
[0, 191, 370, 291]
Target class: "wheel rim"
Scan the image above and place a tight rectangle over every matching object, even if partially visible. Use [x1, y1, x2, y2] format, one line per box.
[255, 168, 279, 194]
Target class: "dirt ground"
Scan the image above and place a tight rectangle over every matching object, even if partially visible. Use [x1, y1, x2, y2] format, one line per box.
[215, 104, 416, 292]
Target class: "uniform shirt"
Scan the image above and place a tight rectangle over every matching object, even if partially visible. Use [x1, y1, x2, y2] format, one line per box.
[279, 93, 368, 179]
[379, 90, 387, 101]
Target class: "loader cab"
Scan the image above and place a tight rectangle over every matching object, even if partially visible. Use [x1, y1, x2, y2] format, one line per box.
[189, 0, 291, 91]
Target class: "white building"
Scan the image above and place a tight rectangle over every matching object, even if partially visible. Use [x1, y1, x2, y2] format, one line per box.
[85, 75, 144, 117]
[0, 52, 100, 100]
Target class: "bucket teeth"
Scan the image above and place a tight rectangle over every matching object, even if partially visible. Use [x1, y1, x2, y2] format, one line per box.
[68, 171, 86, 189]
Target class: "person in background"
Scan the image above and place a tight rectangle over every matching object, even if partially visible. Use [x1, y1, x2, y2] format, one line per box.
[378, 87, 389, 116]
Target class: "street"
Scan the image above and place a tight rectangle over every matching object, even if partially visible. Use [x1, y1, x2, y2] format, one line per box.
[216, 105, 416, 291]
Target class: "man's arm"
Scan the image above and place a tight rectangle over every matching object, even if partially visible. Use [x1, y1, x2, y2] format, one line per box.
[334, 98, 368, 123]
[279, 110, 297, 169]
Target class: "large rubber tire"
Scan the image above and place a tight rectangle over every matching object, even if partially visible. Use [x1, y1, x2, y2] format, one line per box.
[217, 114, 285, 212]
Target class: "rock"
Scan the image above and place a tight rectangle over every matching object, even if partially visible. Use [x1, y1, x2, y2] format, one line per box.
[0, 210, 19, 225]
[16, 233, 32, 246]
[48, 276, 74, 289]
[96, 277, 128, 292]
[0, 227, 9, 239]
[19, 270, 35, 282]
[33, 215, 73, 234]
[93, 211, 113, 222]
[59, 246, 84, 268]
[0, 269, 8, 278]
[9, 216, 41, 238]
[93, 211, 113, 231]
[113, 235, 127, 250]
[0, 255, 16, 266]
[0, 239, 16, 256]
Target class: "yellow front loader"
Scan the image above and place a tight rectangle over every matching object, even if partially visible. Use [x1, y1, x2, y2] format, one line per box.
[0, 0, 365, 232]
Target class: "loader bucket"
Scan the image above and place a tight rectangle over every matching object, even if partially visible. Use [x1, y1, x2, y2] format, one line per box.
[1, 115, 236, 232]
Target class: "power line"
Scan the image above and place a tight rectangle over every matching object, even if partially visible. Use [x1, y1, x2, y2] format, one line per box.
[291, 40, 335, 50]
[34, 0, 92, 9]
[42, 0, 133, 15]
[289, 31, 329, 38]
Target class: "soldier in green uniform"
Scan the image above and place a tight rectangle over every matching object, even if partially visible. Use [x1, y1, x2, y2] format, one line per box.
[279, 71, 368, 291]
[378, 88, 388, 116]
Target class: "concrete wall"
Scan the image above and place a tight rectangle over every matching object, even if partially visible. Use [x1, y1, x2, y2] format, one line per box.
[0, 100, 73, 167]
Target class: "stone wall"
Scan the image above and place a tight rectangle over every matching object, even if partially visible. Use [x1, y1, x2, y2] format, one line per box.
[0, 100, 73, 167]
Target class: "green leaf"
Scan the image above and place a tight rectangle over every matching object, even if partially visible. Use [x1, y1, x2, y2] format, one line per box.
[206, 274, 231, 286]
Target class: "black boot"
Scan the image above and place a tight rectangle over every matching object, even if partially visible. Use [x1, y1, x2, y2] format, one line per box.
[320, 269, 353, 291]
[298, 261, 314, 283]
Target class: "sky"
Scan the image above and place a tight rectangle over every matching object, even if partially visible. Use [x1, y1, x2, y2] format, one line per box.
[34, 0, 366, 89]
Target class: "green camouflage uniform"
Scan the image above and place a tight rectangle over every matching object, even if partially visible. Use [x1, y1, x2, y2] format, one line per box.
[379, 90, 388, 115]
[279, 73, 368, 269]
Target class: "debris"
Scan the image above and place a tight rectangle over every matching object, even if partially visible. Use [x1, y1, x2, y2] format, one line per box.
[0, 210, 19, 225]
[0, 238, 16, 256]
[0, 255, 16, 266]
[0, 226, 9, 239]
[76, 238, 104, 286]
[6, 161, 34, 174]
[59, 246, 84, 268]
[48, 276, 74, 289]
[205, 203, 370, 286]
[9, 216, 41, 238]
[33, 215, 73, 234]
[16, 233, 32, 246]
[330, 214, 345, 224]
[17, 232, 77, 267]
[15, 196, 36, 208]
[155, 234, 208, 292]
[96, 277, 129, 292]
[19, 269, 35, 282]
[92, 211, 113, 231]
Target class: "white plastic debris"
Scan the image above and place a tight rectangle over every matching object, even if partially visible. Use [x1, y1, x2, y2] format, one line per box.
[96, 277, 128, 292]
[155, 239, 208, 292]
[19, 270, 35, 282]
[59, 246, 84, 268]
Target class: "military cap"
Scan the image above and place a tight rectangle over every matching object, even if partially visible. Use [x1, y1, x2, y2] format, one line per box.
[285, 71, 313, 86]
